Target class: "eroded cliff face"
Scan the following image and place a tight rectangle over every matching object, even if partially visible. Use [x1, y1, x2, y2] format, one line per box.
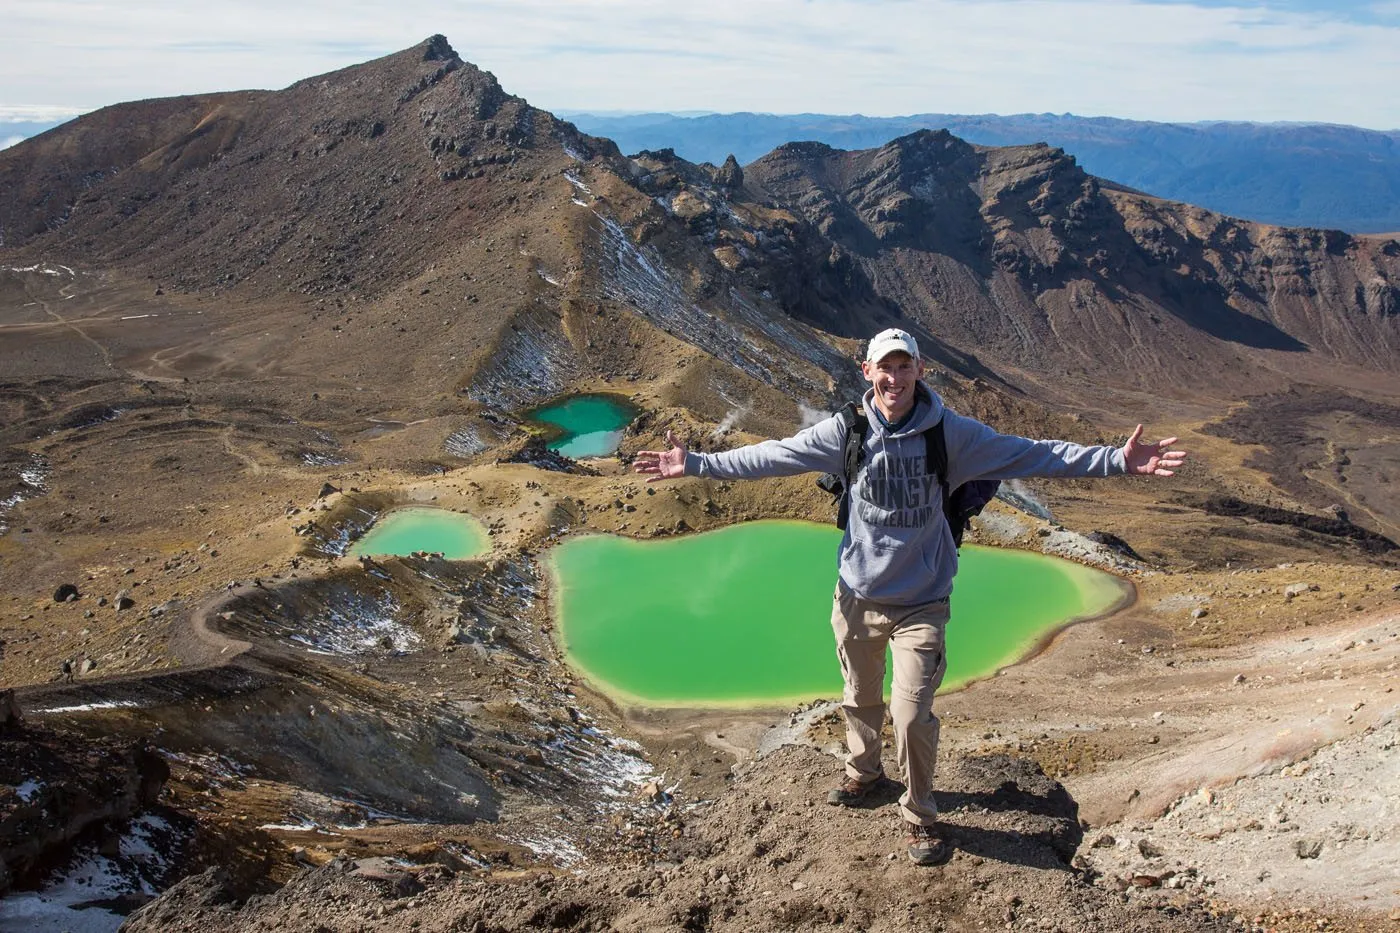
[0, 694, 169, 896]
[734, 131, 1400, 390]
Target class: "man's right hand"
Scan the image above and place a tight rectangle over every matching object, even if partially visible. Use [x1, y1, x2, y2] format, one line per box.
[633, 430, 688, 482]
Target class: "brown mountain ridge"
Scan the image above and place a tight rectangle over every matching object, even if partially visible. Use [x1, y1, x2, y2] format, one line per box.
[3, 34, 1398, 400]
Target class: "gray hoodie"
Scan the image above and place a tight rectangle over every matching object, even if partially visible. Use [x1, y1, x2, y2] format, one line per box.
[684, 382, 1126, 606]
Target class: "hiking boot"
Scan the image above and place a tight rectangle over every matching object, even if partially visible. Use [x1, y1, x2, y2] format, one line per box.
[826, 773, 886, 807]
[905, 821, 951, 866]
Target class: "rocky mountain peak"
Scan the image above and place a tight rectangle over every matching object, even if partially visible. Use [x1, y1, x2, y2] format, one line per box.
[885, 126, 959, 153]
[0, 35, 594, 296]
[715, 153, 743, 189]
[421, 34, 460, 62]
[764, 139, 839, 163]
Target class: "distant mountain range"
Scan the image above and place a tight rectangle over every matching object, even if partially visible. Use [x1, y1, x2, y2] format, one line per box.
[11, 107, 1400, 233]
[563, 112, 1400, 234]
[4, 36, 1397, 410]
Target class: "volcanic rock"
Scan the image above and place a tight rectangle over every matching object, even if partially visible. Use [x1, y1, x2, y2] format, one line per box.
[0, 722, 169, 897]
[0, 691, 20, 733]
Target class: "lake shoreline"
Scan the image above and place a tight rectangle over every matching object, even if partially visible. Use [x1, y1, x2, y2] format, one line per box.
[549, 521, 1135, 711]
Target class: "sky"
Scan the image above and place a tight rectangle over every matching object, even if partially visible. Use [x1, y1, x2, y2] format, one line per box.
[2, 0, 1399, 130]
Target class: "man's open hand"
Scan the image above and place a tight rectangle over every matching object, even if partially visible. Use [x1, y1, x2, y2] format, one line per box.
[1122, 425, 1188, 477]
[633, 430, 688, 482]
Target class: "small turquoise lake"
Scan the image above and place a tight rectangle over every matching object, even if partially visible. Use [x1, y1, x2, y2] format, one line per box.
[549, 521, 1127, 707]
[349, 508, 489, 560]
[527, 394, 638, 458]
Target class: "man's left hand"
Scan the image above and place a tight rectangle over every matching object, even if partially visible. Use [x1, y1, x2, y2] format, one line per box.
[1123, 425, 1187, 477]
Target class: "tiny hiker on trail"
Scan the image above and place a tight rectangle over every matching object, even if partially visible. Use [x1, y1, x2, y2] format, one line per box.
[633, 327, 1187, 866]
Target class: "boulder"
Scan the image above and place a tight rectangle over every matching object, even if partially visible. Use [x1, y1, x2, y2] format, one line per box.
[1294, 837, 1324, 859]
[0, 689, 20, 732]
[1085, 531, 1144, 561]
[349, 857, 424, 897]
[53, 583, 80, 603]
[114, 590, 135, 611]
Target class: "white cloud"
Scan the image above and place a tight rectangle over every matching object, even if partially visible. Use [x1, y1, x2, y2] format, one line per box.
[0, 104, 90, 121]
[1, 135, 27, 150]
[1, 0, 1398, 128]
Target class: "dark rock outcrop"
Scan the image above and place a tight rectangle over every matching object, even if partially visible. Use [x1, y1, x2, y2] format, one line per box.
[714, 153, 743, 190]
[0, 691, 19, 733]
[0, 721, 170, 896]
[1202, 496, 1397, 553]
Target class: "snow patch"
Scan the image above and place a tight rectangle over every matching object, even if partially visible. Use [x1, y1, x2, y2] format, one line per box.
[312, 505, 378, 558]
[301, 451, 350, 467]
[0, 813, 188, 933]
[36, 700, 141, 714]
[271, 590, 422, 657]
[593, 212, 845, 391]
[257, 821, 336, 834]
[462, 310, 581, 410]
[508, 831, 585, 867]
[444, 425, 491, 458]
[2, 263, 76, 276]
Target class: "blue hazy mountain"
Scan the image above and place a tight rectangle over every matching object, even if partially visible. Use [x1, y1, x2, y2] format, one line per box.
[563, 112, 1400, 233]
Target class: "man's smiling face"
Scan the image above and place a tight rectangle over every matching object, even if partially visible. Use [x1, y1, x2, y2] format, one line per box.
[861, 350, 923, 422]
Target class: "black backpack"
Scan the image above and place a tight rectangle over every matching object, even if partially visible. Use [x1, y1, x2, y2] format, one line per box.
[816, 402, 1001, 547]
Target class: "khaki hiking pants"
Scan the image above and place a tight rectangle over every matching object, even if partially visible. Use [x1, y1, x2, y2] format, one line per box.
[831, 581, 950, 827]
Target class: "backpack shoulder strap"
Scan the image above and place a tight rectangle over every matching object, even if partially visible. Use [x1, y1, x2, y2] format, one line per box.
[839, 402, 868, 489]
[926, 418, 952, 528]
[925, 417, 949, 489]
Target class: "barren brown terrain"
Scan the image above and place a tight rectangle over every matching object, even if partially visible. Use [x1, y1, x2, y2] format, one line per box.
[2, 35, 1399, 933]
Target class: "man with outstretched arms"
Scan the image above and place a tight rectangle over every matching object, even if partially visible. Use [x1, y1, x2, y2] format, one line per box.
[634, 327, 1186, 865]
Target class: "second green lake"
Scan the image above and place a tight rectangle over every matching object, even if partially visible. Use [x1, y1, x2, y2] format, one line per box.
[349, 508, 489, 560]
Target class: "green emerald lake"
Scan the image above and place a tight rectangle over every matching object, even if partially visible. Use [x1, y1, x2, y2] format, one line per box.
[528, 394, 637, 458]
[349, 508, 488, 560]
[550, 521, 1126, 707]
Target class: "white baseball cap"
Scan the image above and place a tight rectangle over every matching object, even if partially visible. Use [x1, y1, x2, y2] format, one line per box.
[865, 328, 920, 363]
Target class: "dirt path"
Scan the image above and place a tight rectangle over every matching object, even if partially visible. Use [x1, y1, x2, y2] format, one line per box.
[16, 583, 258, 713]
[31, 281, 117, 372]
